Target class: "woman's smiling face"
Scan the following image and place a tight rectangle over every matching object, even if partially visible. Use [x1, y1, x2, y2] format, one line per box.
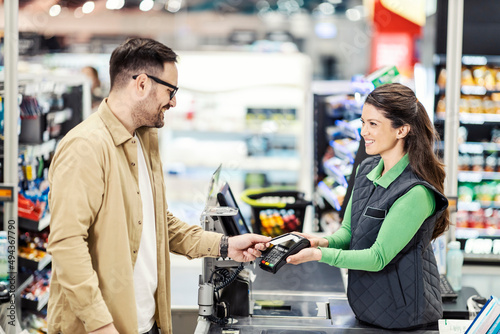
[360, 103, 401, 157]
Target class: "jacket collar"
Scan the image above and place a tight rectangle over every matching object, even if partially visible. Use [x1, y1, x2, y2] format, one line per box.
[97, 99, 135, 146]
[367, 153, 409, 188]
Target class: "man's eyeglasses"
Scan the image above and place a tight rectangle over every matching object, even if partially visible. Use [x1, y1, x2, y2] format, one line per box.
[132, 74, 178, 100]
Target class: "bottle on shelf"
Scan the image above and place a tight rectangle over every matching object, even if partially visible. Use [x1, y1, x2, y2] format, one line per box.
[446, 241, 464, 292]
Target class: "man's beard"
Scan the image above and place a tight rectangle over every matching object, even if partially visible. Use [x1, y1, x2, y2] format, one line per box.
[132, 96, 167, 129]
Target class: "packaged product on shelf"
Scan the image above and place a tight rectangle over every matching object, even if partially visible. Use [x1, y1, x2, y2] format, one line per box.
[461, 67, 475, 86]
[459, 96, 469, 114]
[437, 68, 447, 90]
[485, 154, 497, 172]
[456, 210, 469, 228]
[484, 208, 498, 229]
[458, 126, 468, 144]
[472, 66, 487, 87]
[495, 183, 500, 204]
[18, 246, 47, 262]
[491, 93, 500, 113]
[483, 69, 496, 91]
[458, 183, 474, 203]
[468, 96, 484, 114]
[496, 69, 500, 90]
[471, 154, 485, 172]
[491, 127, 500, 144]
[475, 182, 495, 203]
[21, 269, 51, 303]
[458, 154, 472, 171]
[483, 96, 496, 114]
[468, 209, 485, 229]
[436, 95, 446, 114]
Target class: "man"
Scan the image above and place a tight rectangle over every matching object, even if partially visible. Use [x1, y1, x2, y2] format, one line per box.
[47, 38, 270, 334]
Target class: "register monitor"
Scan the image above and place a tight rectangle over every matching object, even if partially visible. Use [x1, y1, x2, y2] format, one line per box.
[216, 182, 251, 236]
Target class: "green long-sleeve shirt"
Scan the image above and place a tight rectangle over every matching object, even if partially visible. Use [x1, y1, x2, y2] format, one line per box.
[319, 154, 436, 272]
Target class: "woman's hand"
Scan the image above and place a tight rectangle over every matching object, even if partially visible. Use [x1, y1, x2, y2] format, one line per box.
[286, 247, 322, 265]
[292, 232, 329, 248]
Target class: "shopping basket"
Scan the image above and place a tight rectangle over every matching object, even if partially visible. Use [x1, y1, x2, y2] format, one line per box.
[240, 188, 312, 237]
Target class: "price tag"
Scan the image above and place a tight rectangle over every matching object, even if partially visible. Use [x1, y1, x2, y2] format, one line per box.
[0, 185, 14, 202]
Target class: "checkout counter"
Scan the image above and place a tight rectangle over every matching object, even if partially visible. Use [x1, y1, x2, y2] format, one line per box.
[195, 174, 475, 334]
[195, 259, 477, 334]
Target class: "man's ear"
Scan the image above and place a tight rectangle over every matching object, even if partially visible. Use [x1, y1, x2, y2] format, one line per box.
[133, 73, 149, 97]
[397, 124, 410, 139]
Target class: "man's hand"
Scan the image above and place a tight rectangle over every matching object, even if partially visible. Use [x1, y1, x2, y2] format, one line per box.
[227, 234, 271, 262]
[286, 247, 322, 265]
[88, 323, 119, 334]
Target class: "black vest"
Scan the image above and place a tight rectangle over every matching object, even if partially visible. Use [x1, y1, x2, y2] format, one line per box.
[347, 156, 448, 329]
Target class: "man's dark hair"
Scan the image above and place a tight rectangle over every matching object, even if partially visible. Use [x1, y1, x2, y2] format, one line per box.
[109, 38, 178, 91]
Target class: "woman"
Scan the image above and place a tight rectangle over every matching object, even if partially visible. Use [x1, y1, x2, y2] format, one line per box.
[288, 83, 450, 330]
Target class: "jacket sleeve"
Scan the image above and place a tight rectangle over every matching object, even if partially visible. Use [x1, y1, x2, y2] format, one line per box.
[166, 210, 222, 259]
[319, 185, 435, 271]
[47, 137, 113, 332]
[324, 195, 353, 250]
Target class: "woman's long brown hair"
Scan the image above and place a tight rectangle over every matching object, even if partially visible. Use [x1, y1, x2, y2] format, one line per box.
[364, 83, 450, 240]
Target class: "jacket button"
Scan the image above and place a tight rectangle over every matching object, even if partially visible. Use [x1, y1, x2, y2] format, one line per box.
[138, 220, 142, 224]
[132, 140, 136, 144]
[131, 162, 136, 166]
[133, 250, 137, 253]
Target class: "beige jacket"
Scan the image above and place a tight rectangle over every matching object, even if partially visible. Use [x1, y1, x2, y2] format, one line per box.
[47, 100, 222, 334]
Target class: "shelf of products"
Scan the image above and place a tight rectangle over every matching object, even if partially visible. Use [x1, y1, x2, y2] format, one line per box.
[0, 72, 90, 331]
[20, 269, 51, 312]
[435, 54, 500, 262]
[312, 81, 365, 233]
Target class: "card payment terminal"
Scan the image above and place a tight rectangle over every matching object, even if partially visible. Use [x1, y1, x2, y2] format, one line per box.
[259, 233, 311, 274]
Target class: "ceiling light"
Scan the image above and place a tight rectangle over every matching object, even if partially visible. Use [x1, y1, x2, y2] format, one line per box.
[82, 1, 95, 14]
[74, 7, 84, 18]
[318, 2, 335, 15]
[140, 0, 155, 12]
[106, 0, 125, 10]
[166, 0, 182, 13]
[49, 4, 62, 17]
[346, 8, 361, 21]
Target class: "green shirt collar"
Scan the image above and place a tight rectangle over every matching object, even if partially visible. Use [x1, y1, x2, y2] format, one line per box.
[367, 154, 410, 188]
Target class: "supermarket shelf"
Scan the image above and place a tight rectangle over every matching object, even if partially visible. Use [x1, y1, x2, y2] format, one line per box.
[169, 128, 299, 138]
[435, 86, 500, 96]
[436, 112, 500, 124]
[22, 291, 49, 311]
[19, 139, 57, 158]
[15, 272, 34, 298]
[457, 171, 500, 182]
[176, 157, 301, 172]
[434, 54, 500, 66]
[458, 142, 500, 154]
[18, 214, 51, 232]
[458, 201, 500, 211]
[464, 253, 500, 263]
[456, 227, 500, 239]
[168, 121, 301, 136]
[18, 254, 52, 271]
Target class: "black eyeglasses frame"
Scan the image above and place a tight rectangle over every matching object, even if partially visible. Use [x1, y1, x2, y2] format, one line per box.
[132, 74, 178, 99]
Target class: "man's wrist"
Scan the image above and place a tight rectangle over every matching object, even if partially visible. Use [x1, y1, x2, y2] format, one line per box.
[220, 235, 229, 258]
